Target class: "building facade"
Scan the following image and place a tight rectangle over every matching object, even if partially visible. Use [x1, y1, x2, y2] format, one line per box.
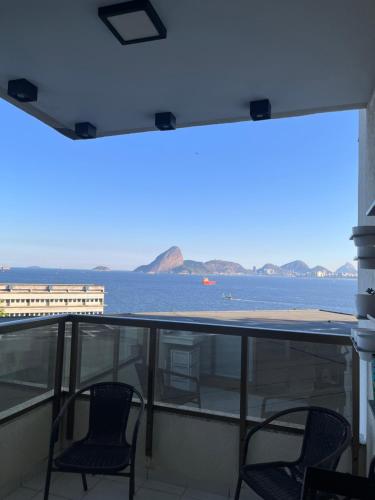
[0, 284, 104, 317]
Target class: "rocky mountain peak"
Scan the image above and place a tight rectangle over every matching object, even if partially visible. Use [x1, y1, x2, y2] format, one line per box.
[134, 246, 184, 273]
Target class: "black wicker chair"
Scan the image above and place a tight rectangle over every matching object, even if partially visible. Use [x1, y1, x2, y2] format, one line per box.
[302, 466, 375, 499]
[234, 406, 351, 500]
[369, 456, 375, 481]
[44, 382, 144, 500]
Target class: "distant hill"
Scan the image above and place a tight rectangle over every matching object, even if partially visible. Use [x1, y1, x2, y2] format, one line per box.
[335, 262, 357, 276]
[309, 265, 332, 277]
[257, 263, 283, 275]
[133, 246, 356, 278]
[310, 265, 331, 273]
[134, 246, 184, 273]
[204, 260, 247, 274]
[93, 266, 111, 271]
[174, 260, 208, 274]
[135, 249, 248, 275]
[281, 260, 310, 276]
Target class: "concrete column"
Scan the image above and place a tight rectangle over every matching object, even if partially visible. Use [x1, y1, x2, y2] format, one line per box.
[358, 89, 375, 464]
[359, 93, 375, 290]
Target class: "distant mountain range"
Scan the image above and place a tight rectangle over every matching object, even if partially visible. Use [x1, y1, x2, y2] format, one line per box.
[134, 247, 357, 278]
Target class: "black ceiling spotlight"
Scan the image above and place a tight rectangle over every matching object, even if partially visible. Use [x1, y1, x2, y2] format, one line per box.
[250, 99, 271, 121]
[75, 122, 97, 139]
[8, 79, 38, 102]
[155, 112, 176, 131]
[98, 0, 167, 46]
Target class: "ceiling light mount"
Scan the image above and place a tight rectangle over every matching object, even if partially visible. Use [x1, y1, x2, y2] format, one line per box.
[98, 0, 167, 46]
[250, 99, 271, 121]
[8, 79, 38, 103]
[155, 112, 176, 131]
[75, 122, 97, 139]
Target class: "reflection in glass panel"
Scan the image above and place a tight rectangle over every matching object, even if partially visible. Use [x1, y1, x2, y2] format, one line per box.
[247, 337, 352, 425]
[78, 323, 148, 398]
[0, 325, 57, 415]
[156, 330, 241, 415]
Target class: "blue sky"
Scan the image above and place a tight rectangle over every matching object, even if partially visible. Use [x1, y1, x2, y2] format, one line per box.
[0, 100, 358, 271]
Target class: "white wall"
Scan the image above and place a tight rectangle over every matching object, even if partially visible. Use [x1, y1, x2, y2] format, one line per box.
[0, 403, 53, 498]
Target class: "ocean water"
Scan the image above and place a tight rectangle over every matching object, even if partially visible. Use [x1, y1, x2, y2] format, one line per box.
[0, 268, 356, 314]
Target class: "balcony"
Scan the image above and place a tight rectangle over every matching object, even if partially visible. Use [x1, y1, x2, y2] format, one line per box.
[0, 313, 359, 499]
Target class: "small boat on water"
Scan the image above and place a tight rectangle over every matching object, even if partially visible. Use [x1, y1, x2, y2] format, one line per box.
[0, 265, 10, 272]
[223, 293, 233, 300]
[202, 277, 216, 286]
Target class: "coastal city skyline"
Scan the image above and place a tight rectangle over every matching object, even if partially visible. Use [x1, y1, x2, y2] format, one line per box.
[1, 100, 357, 270]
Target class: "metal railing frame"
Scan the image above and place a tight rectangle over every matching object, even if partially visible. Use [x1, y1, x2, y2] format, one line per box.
[0, 313, 360, 473]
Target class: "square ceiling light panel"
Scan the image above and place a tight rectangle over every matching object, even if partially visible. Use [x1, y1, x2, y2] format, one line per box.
[98, 0, 167, 45]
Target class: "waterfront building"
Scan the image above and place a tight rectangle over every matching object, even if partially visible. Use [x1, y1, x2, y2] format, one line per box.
[0, 284, 104, 317]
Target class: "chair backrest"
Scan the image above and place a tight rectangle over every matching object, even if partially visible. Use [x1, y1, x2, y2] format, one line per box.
[300, 408, 351, 470]
[86, 382, 134, 445]
[302, 467, 375, 499]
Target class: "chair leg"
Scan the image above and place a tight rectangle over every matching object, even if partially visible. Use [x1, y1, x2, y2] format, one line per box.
[43, 464, 53, 500]
[81, 473, 88, 491]
[129, 465, 135, 500]
[234, 476, 242, 500]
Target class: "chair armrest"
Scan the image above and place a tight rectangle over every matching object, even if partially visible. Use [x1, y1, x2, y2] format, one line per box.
[46, 385, 93, 470]
[50, 386, 92, 438]
[241, 406, 316, 466]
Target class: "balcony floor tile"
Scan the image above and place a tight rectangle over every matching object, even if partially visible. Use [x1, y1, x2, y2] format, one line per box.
[11, 474, 232, 500]
[182, 489, 228, 500]
[136, 487, 180, 500]
[22, 470, 59, 492]
[141, 479, 185, 496]
[49, 472, 101, 499]
[4, 487, 37, 500]
[183, 498, 227, 500]
[31, 494, 67, 500]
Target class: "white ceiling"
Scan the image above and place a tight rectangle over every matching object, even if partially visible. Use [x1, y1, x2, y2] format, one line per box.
[1, 0, 375, 139]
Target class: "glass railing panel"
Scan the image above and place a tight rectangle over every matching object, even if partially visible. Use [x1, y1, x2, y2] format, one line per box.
[156, 329, 241, 416]
[117, 326, 149, 397]
[77, 323, 149, 398]
[247, 337, 352, 425]
[0, 324, 58, 418]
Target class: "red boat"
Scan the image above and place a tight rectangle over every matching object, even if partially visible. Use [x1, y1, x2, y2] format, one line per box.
[202, 277, 216, 285]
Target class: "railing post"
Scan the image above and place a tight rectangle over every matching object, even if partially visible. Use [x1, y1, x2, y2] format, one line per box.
[52, 319, 66, 426]
[352, 346, 360, 475]
[113, 328, 120, 382]
[51, 320, 66, 444]
[239, 334, 249, 466]
[67, 319, 79, 440]
[145, 327, 158, 458]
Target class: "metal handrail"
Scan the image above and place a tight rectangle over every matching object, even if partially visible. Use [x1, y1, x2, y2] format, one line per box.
[0, 313, 352, 344]
[0, 314, 66, 334]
